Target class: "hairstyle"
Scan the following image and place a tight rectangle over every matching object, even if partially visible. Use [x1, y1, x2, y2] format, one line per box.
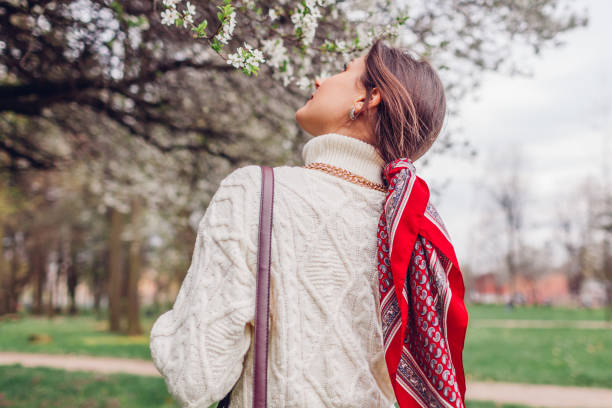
[358, 39, 447, 164]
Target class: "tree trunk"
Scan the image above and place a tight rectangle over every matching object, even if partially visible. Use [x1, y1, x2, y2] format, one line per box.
[30, 235, 48, 315]
[67, 225, 79, 315]
[108, 207, 124, 332]
[603, 236, 612, 321]
[92, 250, 106, 316]
[127, 197, 143, 335]
[9, 228, 26, 314]
[0, 223, 7, 315]
[46, 242, 60, 318]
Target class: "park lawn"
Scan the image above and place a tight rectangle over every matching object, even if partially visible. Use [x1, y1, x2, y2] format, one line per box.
[1, 305, 610, 389]
[0, 364, 185, 408]
[464, 326, 612, 388]
[466, 303, 608, 321]
[465, 402, 539, 408]
[0, 365, 531, 408]
[0, 313, 158, 360]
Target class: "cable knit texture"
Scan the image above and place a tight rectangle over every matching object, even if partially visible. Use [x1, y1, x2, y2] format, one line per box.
[149, 132, 396, 407]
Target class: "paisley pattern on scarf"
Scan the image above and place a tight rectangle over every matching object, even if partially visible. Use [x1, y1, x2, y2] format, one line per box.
[376, 158, 469, 408]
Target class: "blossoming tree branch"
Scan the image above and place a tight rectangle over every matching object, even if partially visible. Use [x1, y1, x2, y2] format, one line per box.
[157, 0, 408, 88]
[1, 0, 587, 176]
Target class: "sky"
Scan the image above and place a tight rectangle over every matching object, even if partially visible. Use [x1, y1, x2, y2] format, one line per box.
[418, 0, 612, 274]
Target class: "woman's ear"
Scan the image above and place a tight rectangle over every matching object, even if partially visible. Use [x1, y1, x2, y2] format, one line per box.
[356, 87, 381, 110]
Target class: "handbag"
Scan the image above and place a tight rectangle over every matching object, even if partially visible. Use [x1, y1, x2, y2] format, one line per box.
[218, 165, 274, 408]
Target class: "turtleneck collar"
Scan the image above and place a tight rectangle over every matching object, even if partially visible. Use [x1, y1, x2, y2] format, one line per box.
[301, 132, 386, 185]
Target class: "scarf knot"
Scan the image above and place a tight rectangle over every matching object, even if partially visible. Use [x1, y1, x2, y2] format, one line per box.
[383, 158, 417, 188]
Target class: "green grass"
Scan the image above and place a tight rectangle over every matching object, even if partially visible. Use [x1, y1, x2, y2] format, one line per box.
[1, 304, 611, 390]
[0, 365, 531, 408]
[0, 364, 182, 408]
[0, 313, 157, 359]
[395, 402, 535, 408]
[396, 402, 535, 408]
[466, 303, 608, 321]
[464, 402, 541, 408]
[464, 326, 612, 388]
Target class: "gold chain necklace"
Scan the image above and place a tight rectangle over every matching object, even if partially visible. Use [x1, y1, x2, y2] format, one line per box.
[302, 162, 388, 192]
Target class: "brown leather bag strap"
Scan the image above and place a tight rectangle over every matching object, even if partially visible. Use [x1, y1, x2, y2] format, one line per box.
[217, 165, 274, 408]
[253, 165, 274, 407]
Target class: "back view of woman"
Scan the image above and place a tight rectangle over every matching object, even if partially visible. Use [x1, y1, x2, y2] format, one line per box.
[150, 39, 469, 408]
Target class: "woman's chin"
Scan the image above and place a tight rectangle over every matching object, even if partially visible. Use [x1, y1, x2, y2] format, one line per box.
[295, 103, 308, 120]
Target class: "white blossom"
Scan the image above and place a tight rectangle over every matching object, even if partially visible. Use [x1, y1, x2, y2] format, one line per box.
[268, 8, 278, 22]
[161, 8, 179, 26]
[185, 1, 196, 15]
[216, 10, 236, 44]
[261, 38, 288, 69]
[182, 2, 195, 27]
[331, 7, 338, 19]
[226, 42, 266, 72]
[272, 60, 294, 87]
[295, 75, 312, 90]
[248, 48, 265, 64]
[226, 51, 242, 68]
[162, 0, 179, 8]
[317, 68, 331, 81]
[291, 2, 322, 46]
[156, 0, 410, 87]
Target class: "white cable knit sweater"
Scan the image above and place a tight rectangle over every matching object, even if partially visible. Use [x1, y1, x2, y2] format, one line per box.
[149, 132, 397, 408]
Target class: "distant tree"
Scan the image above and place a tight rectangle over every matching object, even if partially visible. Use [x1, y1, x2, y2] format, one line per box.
[555, 178, 600, 297]
[485, 146, 528, 300]
[596, 173, 612, 318]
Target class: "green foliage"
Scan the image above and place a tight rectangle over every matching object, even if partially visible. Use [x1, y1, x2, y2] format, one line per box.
[280, 59, 288, 72]
[192, 20, 208, 38]
[110, 1, 148, 28]
[0, 314, 158, 359]
[464, 304, 611, 388]
[396, 14, 409, 24]
[464, 325, 612, 387]
[241, 63, 260, 76]
[0, 365, 182, 407]
[466, 303, 606, 321]
[294, 26, 303, 40]
[128, 15, 149, 28]
[466, 402, 535, 408]
[319, 40, 336, 52]
[110, 1, 123, 17]
[211, 38, 223, 52]
[217, 2, 235, 21]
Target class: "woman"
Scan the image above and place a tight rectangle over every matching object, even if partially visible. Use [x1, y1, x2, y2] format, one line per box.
[150, 39, 469, 408]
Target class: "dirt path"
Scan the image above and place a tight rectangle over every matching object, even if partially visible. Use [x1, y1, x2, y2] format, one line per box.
[466, 381, 612, 408]
[1, 351, 611, 407]
[0, 351, 157, 376]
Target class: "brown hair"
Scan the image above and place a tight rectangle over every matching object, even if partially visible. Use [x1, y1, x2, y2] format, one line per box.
[358, 39, 447, 164]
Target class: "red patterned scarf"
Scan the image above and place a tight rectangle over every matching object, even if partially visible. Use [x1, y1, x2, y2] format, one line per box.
[377, 158, 469, 408]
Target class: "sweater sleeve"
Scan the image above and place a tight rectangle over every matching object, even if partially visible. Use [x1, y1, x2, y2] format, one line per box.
[149, 165, 261, 408]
